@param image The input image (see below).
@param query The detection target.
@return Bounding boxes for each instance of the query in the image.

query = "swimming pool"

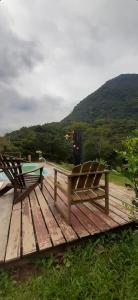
[0,163,48,181]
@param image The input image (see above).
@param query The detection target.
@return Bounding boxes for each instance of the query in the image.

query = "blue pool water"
[0,163,48,181]
[0,172,7,181]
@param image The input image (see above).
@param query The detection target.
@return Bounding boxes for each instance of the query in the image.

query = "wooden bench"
[0,154,44,202]
[54,161,109,224]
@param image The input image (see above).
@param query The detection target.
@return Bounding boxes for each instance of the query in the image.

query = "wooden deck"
[0,165,135,266]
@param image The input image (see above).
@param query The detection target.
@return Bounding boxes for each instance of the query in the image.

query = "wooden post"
[54,169,57,204]
[105,172,109,214]
[67,176,71,224]
[14,188,19,203]
[40,168,43,191]
[28,155,31,162]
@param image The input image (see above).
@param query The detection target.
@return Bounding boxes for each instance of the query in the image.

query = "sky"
[0,0,138,135]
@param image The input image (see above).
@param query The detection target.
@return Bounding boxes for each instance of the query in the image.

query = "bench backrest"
[71,161,105,191]
[0,154,25,188]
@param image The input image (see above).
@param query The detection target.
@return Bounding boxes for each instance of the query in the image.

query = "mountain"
[3,74,138,165]
[63,74,138,123]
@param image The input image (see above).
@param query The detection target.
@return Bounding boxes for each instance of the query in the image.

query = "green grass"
[0,230,138,300]
[54,162,74,171]
[109,170,131,186]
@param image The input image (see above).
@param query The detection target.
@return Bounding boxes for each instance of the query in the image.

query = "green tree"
[117,130,138,200]
[0,136,16,153]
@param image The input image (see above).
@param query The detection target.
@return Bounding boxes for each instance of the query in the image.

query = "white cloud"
[0,0,138,134]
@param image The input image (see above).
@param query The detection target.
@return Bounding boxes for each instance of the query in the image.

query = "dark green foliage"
[6,123,72,162]
[63,74,138,123]
[5,119,126,165]
[0,136,18,153]
[116,130,138,198]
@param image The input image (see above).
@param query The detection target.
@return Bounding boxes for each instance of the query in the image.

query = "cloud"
[0,83,70,134]
[0,0,138,134]
[0,10,43,83]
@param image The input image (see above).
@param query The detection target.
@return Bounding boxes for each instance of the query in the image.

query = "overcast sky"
[0,0,138,135]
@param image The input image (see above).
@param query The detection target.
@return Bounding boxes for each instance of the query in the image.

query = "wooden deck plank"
[109,186,133,203]
[110,195,133,211]
[5,201,21,262]
[109,196,133,215]
[77,203,110,232]
[0,193,13,263]
[52,180,100,236]
[108,201,131,222]
[45,180,90,238]
[30,191,52,250]
[0,167,135,266]
[43,185,78,242]
[46,177,109,234]
[71,205,100,235]
[85,202,118,228]
[83,199,128,225]
[108,211,128,225]
[22,196,36,256]
[110,188,132,200]
[35,187,65,246]
[109,196,135,218]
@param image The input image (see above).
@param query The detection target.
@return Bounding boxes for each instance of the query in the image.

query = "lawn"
[109,170,131,186]
[0,230,138,300]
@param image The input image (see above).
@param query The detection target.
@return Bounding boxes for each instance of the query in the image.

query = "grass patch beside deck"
[0,230,137,300]
[109,170,131,186]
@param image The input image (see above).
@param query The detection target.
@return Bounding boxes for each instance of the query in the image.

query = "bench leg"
[105,196,109,214]
[40,178,43,192]
[54,170,57,204]
[67,202,71,225]
[105,172,109,214]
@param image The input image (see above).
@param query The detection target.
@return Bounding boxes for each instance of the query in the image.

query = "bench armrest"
[54,168,70,176]
[16,167,43,177]
[0,165,22,171]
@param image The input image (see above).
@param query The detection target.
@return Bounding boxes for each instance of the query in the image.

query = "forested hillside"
[63,74,138,123]
[1,74,138,166]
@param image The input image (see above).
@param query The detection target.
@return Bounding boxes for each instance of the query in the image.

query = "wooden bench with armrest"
[54,161,109,224]
[0,154,44,202]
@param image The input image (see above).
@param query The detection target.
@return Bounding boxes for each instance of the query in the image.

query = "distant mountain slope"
[4,74,138,165]
[63,74,138,123]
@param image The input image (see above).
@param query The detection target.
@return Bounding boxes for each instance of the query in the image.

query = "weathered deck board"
[107,202,131,222]
[0,193,13,263]
[109,196,133,215]
[85,203,118,228]
[47,180,101,235]
[5,201,21,262]
[22,197,36,256]
[77,203,110,232]
[45,180,91,238]
[35,187,65,246]
[30,191,52,250]
[109,186,133,203]
[0,164,135,266]
[43,185,78,242]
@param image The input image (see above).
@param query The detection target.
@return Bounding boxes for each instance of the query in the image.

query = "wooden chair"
[54,161,109,224]
[0,154,44,202]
